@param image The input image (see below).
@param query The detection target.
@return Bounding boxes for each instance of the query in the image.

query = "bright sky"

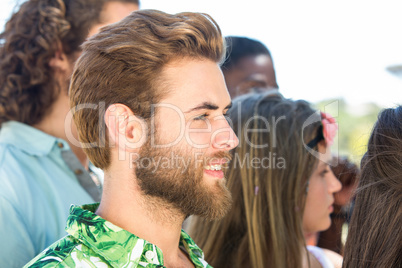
[1,0,401,108]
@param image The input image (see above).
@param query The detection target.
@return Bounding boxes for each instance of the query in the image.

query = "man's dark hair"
[0,0,139,126]
[221,36,272,71]
[343,106,402,268]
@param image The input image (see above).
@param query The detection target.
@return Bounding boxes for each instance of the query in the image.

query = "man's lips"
[203,158,228,178]
[204,168,224,178]
[204,158,230,172]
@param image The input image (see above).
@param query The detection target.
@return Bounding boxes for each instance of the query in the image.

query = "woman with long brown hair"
[188,92,343,268]
[343,106,402,268]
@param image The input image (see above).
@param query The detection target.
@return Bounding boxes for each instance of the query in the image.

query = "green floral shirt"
[24,203,212,268]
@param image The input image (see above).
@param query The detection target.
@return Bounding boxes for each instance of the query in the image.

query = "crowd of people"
[0,1,400,267]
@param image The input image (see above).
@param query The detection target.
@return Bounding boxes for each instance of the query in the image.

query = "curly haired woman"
[0,0,138,266]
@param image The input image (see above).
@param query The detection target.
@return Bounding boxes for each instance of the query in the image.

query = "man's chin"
[196,188,232,221]
[200,203,232,221]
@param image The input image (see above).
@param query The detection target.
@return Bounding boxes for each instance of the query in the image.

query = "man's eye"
[194,113,209,120]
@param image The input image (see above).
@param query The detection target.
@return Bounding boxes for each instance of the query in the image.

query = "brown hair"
[69,9,225,169]
[188,92,322,268]
[0,0,139,126]
[343,106,402,268]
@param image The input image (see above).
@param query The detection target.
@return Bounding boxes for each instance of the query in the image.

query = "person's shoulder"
[307,246,343,268]
[0,135,31,171]
[24,235,103,268]
[322,248,343,268]
[0,139,14,168]
[0,141,37,197]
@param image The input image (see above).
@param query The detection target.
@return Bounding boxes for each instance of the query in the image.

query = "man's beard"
[134,137,232,221]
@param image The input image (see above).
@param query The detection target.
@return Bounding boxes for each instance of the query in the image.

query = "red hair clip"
[307,112,338,148]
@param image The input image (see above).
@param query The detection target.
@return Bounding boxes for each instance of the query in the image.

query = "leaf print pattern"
[24,203,212,268]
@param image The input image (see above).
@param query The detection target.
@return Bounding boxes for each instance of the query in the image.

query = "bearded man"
[25,9,239,268]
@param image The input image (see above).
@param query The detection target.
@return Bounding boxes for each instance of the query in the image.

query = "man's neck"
[97,169,194,267]
[33,92,88,169]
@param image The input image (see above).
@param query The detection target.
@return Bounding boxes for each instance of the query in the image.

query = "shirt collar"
[66,203,209,268]
[0,121,69,156]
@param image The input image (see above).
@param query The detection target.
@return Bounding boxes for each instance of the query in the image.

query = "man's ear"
[49,50,70,73]
[104,103,147,152]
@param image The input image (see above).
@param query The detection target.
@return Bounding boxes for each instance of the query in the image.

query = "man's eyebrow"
[185,102,218,113]
[184,101,233,113]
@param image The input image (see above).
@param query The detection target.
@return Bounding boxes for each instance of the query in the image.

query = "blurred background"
[1,0,401,164]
